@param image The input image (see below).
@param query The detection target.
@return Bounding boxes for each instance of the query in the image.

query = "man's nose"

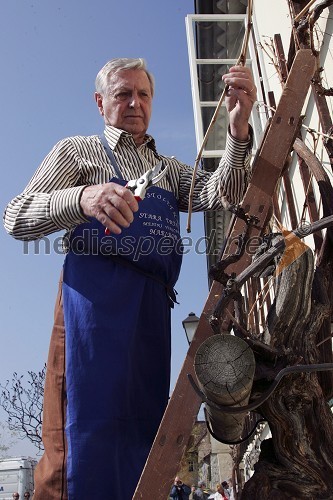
[128,92,140,108]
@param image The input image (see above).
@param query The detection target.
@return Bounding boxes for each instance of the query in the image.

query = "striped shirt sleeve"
[3,139,88,240]
[177,129,252,212]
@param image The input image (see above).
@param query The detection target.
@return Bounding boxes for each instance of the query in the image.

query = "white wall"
[253,1,333,245]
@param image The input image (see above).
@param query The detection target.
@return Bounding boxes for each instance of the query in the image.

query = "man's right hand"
[80,182,139,234]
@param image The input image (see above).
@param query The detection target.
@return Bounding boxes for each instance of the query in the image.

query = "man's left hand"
[222,65,257,141]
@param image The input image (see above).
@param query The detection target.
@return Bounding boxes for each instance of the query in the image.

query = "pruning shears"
[105,160,167,234]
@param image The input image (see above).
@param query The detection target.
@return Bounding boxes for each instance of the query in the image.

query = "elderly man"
[4,58,256,499]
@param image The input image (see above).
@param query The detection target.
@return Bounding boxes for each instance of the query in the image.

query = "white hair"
[95,58,155,96]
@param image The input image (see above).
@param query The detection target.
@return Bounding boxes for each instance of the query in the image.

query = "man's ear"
[94,92,104,116]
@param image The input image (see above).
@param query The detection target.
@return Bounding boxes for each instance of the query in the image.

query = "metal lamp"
[182,312,200,344]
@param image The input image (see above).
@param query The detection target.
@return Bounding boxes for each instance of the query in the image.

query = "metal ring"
[244,86,255,96]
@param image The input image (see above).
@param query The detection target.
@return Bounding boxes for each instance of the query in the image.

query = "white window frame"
[185,14,267,158]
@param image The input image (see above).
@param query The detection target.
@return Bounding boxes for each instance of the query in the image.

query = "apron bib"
[63,170,182,498]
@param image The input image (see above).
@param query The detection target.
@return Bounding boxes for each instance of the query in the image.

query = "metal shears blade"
[126,160,167,201]
[149,160,166,185]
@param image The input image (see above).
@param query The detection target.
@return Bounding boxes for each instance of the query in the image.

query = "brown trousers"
[34,275,68,500]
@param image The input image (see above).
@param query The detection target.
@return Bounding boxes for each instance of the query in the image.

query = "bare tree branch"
[0,366,46,452]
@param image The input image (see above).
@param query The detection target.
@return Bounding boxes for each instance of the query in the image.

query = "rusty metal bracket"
[203,407,266,446]
[187,362,333,416]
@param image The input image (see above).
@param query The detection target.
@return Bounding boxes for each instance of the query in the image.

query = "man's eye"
[115,92,129,100]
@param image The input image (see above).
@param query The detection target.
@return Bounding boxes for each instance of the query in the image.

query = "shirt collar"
[104,125,158,154]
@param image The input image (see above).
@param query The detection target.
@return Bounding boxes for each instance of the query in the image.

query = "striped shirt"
[3,125,252,241]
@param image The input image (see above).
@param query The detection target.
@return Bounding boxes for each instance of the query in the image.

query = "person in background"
[193,480,210,499]
[189,484,196,500]
[23,494,30,499]
[221,481,231,499]
[12,494,19,500]
[227,479,235,500]
[170,476,191,500]
[213,484,229,499]
[4,58,256,500]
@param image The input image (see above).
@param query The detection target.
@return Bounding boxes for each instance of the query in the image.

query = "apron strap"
[98,134,179,308]
[99,134,124,180]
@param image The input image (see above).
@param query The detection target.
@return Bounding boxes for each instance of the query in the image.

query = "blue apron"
[62,146,183,499]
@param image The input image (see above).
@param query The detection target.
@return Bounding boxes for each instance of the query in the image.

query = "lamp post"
[182,312,200,345]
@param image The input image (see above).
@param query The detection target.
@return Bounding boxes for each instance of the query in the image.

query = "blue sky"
[0,0,210,457]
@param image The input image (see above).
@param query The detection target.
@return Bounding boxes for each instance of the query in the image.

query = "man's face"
[96,69,152,143]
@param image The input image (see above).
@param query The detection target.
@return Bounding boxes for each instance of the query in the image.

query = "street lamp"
[182,312,200,344]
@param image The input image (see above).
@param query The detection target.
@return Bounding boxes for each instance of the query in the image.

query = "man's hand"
[80,182,139,234]
[222,65,257,141]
